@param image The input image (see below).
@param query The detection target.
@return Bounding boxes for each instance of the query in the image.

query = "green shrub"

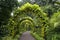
[30,32,44,40]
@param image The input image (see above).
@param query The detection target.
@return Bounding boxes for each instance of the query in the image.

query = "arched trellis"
[9,3,48,39]
[17,17,35,32]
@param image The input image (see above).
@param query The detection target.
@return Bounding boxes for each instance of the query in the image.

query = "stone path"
[19,31,35,40]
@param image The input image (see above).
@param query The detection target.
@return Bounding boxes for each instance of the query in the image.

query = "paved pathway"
[19,31,35,40]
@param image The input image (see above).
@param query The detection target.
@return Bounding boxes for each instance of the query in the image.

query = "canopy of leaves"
[0,0,60,40]
[50,11,60,27]
[18,0,60,17]
[0,0,18,25]
[7,3,48,39]
[0,0,18,37]
[46,11,60,40]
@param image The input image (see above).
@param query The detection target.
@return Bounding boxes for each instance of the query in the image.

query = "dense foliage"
[18,0,60,17]
[0,0,60,40]
[0,0,18,37]
[7,3,48,40]
[47,11,60,40]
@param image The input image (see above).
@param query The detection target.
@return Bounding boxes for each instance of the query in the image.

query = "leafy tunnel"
[8,3,48,40]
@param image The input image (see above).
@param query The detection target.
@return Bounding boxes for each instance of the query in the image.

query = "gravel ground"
[19,31,35,40]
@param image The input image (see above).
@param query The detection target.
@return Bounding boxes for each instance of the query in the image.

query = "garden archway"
[9,3,48,39]
[18,17,35,32]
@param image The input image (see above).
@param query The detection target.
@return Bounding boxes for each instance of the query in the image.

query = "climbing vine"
[8,3,48,40]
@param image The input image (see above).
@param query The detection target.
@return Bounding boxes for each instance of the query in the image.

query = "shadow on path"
[19,31,35,40]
